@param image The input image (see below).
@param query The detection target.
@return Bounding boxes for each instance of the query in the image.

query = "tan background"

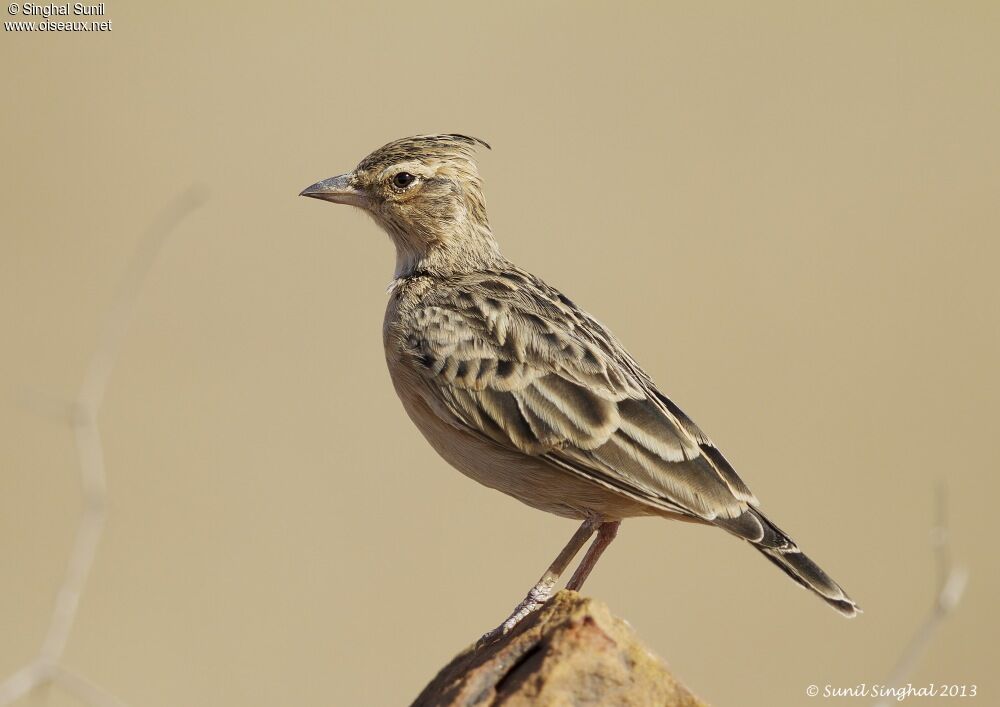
[2,2,998,705]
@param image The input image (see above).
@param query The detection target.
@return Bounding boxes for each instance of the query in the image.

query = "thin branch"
[0,187,208,706]
[51,666,131,707]
[873,484,968,707]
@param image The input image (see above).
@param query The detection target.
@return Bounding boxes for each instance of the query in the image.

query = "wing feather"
[403,269,758,520]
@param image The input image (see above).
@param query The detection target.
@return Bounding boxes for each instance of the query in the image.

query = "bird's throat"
[387,222,505,279]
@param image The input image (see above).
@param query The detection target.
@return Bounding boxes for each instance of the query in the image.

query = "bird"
[300,134,859,638]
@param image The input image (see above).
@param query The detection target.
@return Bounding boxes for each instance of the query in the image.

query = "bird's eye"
[392,172,416,189]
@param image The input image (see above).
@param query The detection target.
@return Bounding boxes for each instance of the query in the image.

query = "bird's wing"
[404,269,759,521]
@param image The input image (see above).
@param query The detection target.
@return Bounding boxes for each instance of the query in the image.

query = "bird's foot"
[476,584,553,648]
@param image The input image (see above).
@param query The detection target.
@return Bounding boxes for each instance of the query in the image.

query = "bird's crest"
[357,134,491,172]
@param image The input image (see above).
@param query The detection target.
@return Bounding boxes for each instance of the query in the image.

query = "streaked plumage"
[301,134,859,632]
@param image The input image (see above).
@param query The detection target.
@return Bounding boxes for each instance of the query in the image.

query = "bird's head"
[301,134,502,277]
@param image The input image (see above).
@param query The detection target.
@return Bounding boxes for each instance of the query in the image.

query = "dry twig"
[873,484,968,707]
[0,188,208,706]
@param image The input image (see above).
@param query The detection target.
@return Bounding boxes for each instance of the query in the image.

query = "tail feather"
[757,545,860,617]
[715,508,860,617]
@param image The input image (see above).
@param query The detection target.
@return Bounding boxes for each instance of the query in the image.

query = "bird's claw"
[476,586,552,649]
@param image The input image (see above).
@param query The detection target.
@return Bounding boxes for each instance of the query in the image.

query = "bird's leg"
[478,518,599,645]
[565,520,620,591]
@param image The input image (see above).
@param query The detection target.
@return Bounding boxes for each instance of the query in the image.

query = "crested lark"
[301,134,858,637]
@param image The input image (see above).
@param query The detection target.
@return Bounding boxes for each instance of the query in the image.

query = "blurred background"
[2,2,998,705]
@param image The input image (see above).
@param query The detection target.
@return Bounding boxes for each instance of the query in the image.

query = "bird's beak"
[299,173,368,208]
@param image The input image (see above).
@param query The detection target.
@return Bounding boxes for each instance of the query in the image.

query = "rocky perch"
[412,591,707,706]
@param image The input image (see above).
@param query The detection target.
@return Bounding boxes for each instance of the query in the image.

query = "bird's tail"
[716,508,860,617]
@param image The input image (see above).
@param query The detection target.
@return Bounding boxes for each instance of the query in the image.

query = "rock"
[412,590,707,706]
